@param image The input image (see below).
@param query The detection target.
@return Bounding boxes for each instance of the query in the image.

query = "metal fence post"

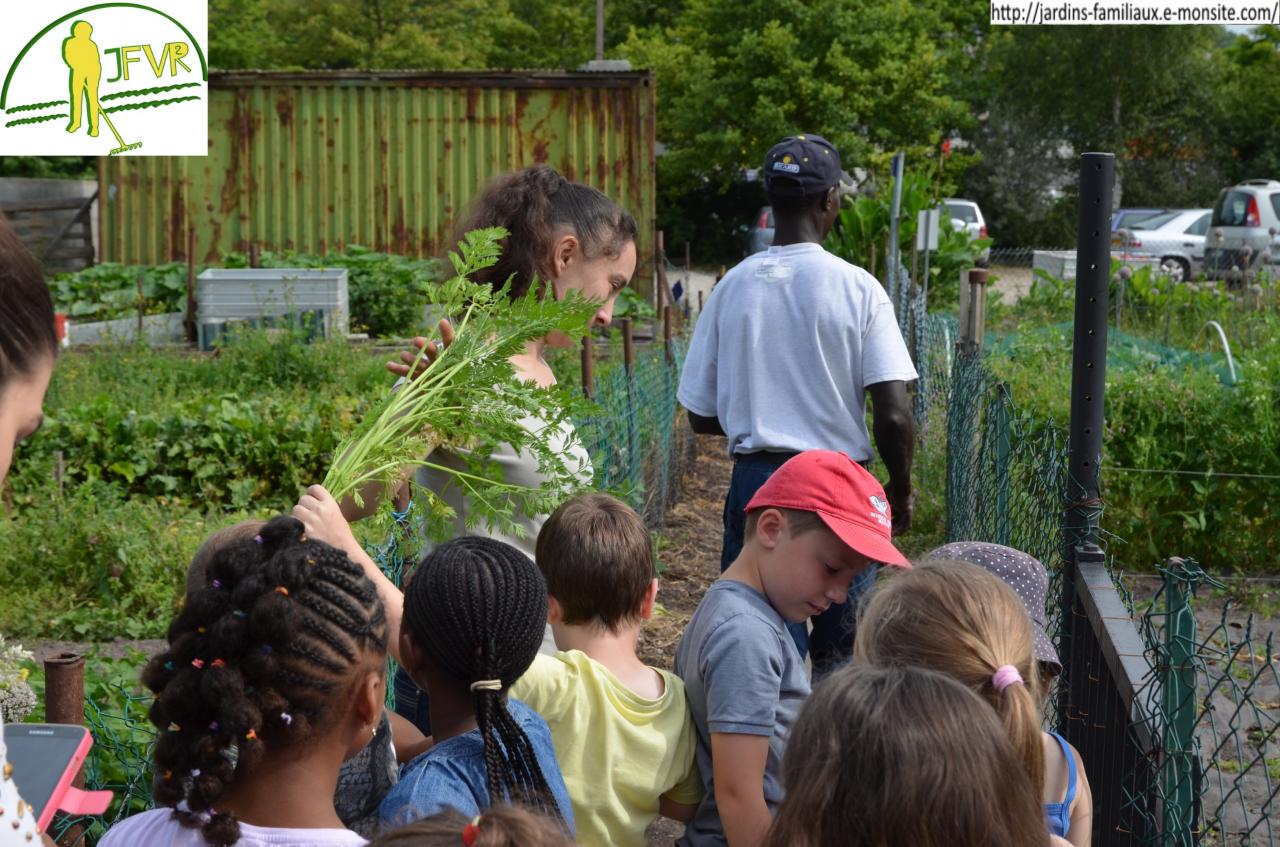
[1061,151,1115,843]
[1064,152,1114,555]
[993,382,1011,546]
[886,152,905,309]
[1160,561,1198,846]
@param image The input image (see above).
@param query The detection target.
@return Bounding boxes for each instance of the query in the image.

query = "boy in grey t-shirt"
[674,451,910,847]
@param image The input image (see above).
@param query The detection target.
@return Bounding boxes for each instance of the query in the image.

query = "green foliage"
[208,0,664,71]
[50,263,189,322]
[8,331,388,513]
[0,157,96,180]
[613,286,656,320]
[1217,26,1280,181]
[986,297,1280,573]
[326,227,601,539]
[824,170,989,308]
[223,246,442,338]
[927,219,992,309]
[0,485,215,638]
[619,0,973,197]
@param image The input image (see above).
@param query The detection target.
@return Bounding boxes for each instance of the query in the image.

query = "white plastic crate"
[196,268,350,343]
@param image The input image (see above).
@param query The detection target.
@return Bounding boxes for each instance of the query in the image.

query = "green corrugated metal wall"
[98,70,656,286]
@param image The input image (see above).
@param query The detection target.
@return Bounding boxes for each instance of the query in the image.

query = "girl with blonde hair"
[854,560,1092,845]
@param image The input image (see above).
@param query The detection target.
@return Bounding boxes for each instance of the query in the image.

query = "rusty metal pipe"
[44,653,85,726]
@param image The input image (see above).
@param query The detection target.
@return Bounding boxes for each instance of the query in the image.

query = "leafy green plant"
[614,286,656,320]
[924,220,992,310]
[50,262,189,322]
[326,227,600,539]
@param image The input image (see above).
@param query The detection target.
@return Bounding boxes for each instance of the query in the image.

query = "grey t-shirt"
[674,579,811,846]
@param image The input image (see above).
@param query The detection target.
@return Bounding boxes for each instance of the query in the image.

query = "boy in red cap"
[674,451,909,847]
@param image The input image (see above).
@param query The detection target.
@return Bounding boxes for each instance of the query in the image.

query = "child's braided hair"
[141,515,388,846]
[402,536,561,822]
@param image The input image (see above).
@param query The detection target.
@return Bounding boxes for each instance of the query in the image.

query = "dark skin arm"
[867,380,914,535]
[687,410,726,436]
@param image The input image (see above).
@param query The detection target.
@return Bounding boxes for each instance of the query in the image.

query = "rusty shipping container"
[99,69,656,289]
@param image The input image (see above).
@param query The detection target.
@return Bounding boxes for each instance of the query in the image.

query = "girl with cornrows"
[326,165,639,730]
[376,537,575,834]
[99,515,389,847]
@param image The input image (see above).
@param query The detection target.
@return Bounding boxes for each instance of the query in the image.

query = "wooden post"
[621,317,634,375]
[966,268,990,351]
[185,226,197,344]
[249,243,260,269]
[663,305,674,366]
[655,230,666,314]
[697,290,704,314]
[685,241,691,277]
[136,269,145,339]
[580,334,595,399]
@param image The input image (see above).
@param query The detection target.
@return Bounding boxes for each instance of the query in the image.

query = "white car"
[941,198,990,264]
[1113,208,1211,283]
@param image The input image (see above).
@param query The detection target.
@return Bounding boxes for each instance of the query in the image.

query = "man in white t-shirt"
[677,133,918,677]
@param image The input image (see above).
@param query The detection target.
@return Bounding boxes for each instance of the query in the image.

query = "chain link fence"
[915,272,1279,844]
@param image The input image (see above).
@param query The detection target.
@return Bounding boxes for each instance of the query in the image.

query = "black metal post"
[1061,152,1116,846]
[1064,152,1114,553]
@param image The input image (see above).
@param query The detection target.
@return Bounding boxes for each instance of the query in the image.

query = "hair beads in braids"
[403,537,561,822]
[140,515,388,846]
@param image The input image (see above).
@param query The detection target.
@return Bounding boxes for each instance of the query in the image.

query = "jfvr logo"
[0,2,209,157]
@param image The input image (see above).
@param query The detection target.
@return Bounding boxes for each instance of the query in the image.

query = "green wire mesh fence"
[917,292,1279,845]
[1127,559,1280,846]
[67,327,696,843]
[577,335,696,528]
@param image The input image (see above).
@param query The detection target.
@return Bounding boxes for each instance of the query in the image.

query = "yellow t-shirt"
[511,650,703,847]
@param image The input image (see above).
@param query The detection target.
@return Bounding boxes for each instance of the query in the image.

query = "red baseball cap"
[744,451,911,568]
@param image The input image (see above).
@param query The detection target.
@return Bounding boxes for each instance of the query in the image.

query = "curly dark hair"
[402,536,561,822]
[141,515,388,846]
[456,164,638,299]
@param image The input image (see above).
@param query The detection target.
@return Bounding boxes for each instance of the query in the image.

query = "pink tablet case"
[34,731,112,831]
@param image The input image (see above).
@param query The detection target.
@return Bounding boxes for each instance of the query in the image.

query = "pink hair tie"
[992,665,1024,693]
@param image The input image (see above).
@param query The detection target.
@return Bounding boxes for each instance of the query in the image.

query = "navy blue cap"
[763,134,844,197]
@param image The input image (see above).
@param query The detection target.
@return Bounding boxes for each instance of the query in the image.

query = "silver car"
[1113,208,1211,283]
[1203,179,1280,280]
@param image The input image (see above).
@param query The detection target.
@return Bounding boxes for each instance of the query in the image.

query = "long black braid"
[140,515,388,846]
[402,537,562,823]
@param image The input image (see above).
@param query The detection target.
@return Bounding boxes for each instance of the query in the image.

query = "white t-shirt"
[413,412,593,562]
[99,808,367,846]
[677,242,918,461]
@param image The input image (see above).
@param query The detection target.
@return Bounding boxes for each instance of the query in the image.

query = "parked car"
[1113,208,1211,283]
[1203,179,1280,280]
[1111,208,1166,232]
[941,198,990,264]
[745,206,774,255]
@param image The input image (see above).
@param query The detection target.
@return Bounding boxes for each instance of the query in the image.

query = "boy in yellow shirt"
[512,493,701,847]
